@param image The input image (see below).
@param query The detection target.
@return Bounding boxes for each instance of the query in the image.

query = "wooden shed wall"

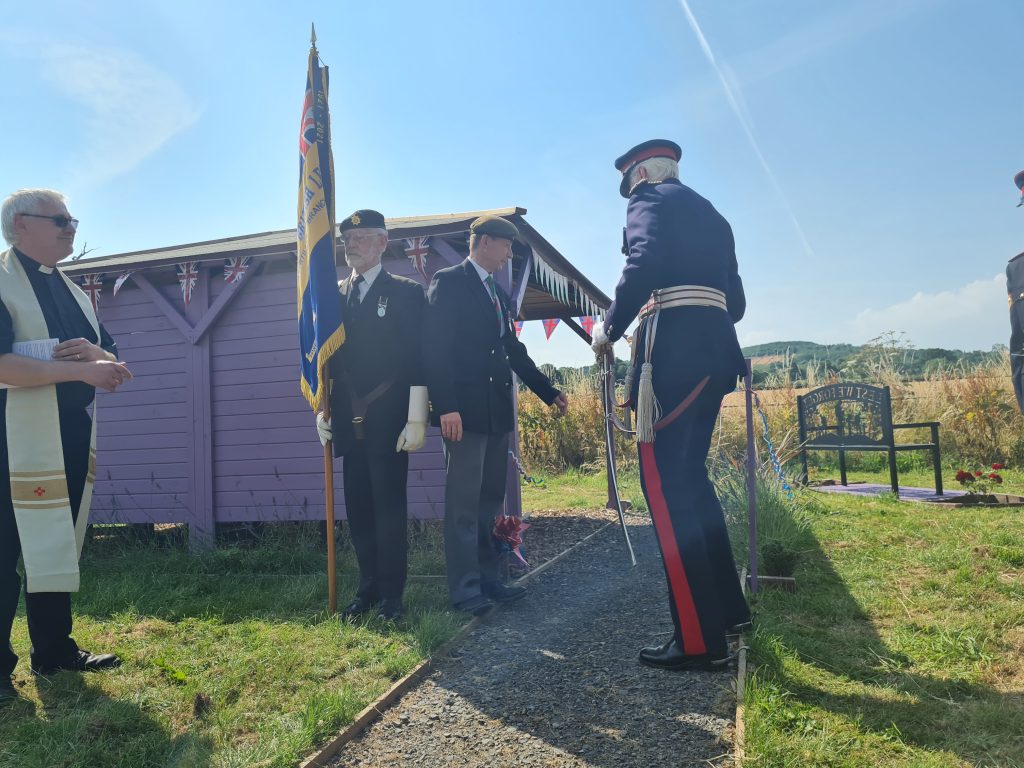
[87,252,449,539]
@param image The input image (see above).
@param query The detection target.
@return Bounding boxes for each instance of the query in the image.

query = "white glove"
[591,324,611,357]
[316,412,332,446]
[396,386,429,452]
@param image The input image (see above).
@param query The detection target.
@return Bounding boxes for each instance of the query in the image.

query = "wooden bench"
[796,383,942,497]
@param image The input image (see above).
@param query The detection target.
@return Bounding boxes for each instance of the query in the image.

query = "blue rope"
[751,391,794,500]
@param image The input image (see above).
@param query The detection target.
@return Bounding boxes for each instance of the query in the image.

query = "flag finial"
[310,23,317,50]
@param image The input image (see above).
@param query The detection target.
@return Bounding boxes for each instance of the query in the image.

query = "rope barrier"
[508,449,546,488]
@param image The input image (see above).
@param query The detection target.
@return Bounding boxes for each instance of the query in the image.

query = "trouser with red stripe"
[638,377,749,659]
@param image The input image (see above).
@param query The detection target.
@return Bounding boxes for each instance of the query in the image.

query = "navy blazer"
[328,269,425,456]
[423,259,559,434]
[604,178,747,398]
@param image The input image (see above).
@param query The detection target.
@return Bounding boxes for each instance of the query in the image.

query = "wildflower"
[966,412,976,421]
[992,463,1005,470]
[974,471,983,477]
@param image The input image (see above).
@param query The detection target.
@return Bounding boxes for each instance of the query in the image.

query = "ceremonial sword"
[600,348,637,566]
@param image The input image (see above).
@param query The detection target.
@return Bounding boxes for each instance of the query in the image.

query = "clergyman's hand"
[54,338,111,363]
[80,360,132,392]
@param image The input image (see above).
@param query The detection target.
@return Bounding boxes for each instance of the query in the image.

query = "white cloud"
[2,37,200,188]
[850,274,1007,350]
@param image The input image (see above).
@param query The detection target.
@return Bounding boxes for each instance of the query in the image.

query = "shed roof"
[62,207,610,322]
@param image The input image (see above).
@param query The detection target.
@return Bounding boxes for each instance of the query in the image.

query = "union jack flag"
[177,261,200,306]
[514,320,524,337]
[542,317,560,339]
[404,237,430,282]
[578,315,596,337]
[224,256,251,284]
[79,274,102,313]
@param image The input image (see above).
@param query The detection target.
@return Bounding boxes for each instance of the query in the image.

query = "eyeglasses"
[20,213,79,229]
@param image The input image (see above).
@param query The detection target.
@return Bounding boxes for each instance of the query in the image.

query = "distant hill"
[741,340,1006,386]
[530,339,1007,390]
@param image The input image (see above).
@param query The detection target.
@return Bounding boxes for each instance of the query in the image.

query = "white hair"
[1,189,67,246]
[627,158,679,192]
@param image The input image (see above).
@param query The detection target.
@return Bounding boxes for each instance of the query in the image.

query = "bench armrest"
[893,421,940,430]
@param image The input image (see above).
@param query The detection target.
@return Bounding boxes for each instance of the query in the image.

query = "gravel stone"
[328,519,737,768]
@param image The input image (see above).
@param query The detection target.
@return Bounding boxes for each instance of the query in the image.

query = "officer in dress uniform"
[1007,171,1024,413]
[423,215,567,616]
[315,210,427,621]
[1,189,132,704]
[591,141,751,671]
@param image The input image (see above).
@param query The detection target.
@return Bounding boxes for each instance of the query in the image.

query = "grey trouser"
[442,430,509,605]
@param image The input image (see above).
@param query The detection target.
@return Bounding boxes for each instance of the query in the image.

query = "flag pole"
[323,392,337,615]
[312,21,337,615]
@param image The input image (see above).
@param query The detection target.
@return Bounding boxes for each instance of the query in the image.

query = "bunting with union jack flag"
[79,274,102,313]
[296,39,344,412]
[403,236,430,282]
[224,256,251,284]
[177,262,199,306]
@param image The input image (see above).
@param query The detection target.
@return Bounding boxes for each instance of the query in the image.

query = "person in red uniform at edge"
[1006,171,1024,414]
[591,141,751,671]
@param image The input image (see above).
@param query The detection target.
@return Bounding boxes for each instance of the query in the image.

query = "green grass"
[0,525,465,768]
[736,486,1024,767]
[520,466,645,513]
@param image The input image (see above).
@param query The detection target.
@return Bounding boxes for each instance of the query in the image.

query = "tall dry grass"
[519,351,1024,473]
[517,369,636,473]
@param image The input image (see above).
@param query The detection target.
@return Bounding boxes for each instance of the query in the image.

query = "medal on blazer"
[377,296,388,318]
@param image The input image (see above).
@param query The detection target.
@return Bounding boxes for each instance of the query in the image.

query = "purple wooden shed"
[62,208,610,547]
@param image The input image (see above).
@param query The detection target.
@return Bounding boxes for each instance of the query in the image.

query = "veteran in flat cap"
[422,215,567,616]
[315,209,428,621]
[591,140,750,672]
[1007,172,1024,413]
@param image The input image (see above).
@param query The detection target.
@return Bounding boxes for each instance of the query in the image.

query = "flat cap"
[470,215,519,241]
[340,209,386,231]
[1015,171,1024,207]
[614,139,682,197]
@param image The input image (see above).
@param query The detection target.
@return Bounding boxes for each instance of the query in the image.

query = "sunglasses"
[20,213,79,229]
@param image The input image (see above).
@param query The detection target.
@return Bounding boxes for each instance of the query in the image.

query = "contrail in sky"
[678,0,815,259]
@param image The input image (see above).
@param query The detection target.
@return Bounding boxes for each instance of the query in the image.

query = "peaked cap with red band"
[614,139,682,197]
[1015,170,1024,207]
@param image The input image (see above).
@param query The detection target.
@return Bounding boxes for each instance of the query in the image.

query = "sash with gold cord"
[0,249,98,592]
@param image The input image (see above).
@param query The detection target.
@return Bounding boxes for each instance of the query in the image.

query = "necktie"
[485,275,503,328]
[350,274,365,305]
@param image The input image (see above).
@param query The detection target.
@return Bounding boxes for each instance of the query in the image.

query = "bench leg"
[932,426,943,495]
[888,448,899,497]
[839,449,848,486]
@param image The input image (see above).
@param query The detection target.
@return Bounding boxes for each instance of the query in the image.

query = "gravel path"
[329,519,737,768]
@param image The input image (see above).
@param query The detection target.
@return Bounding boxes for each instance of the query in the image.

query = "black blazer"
[423,259,559,434]
[328,269,425,455]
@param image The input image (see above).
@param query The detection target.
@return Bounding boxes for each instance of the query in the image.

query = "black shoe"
[0,677,15,703]
[340,596,378,619]
[638,640,731,672]
[378,598,405,621]
[454,595,495,616]
[32,650,122,675]
[482,582,527,603]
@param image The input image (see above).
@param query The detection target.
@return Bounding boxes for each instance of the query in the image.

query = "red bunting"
[578,316,596,336]
[514,320,524,337]
[542,318,560,339]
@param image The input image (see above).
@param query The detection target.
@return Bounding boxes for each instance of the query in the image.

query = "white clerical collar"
[468,257,492,284]
[13,248,55,274]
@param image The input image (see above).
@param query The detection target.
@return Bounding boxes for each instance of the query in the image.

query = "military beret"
[1015,170,1024,207]
[340,209,386,232]
[614,139,682,198]
[470,215,519,241]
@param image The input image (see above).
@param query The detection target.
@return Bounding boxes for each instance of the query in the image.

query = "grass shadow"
[733,482,1024,765]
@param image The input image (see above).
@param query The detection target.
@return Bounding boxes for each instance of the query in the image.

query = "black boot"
[639,640,731,672]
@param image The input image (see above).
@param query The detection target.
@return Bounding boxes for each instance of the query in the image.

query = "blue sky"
[2,0,1021,367]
